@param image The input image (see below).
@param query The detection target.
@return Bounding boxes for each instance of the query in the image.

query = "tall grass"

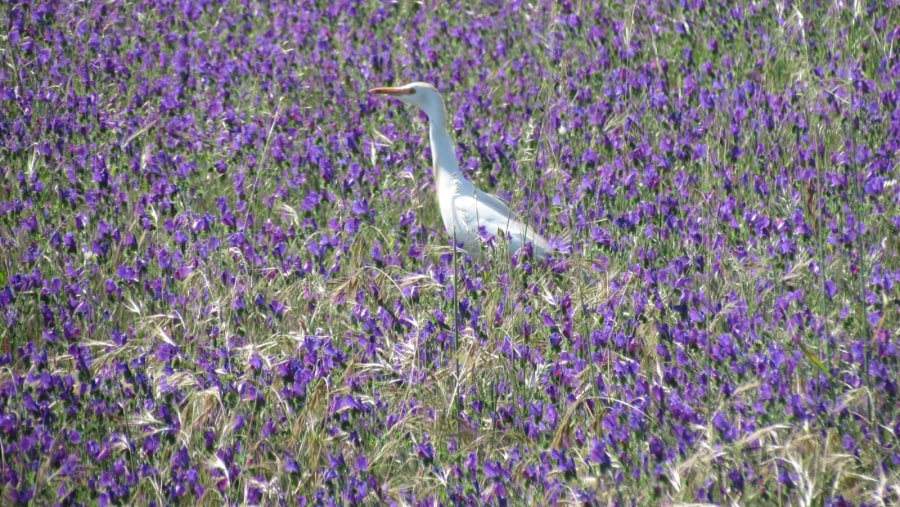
[0,0,897,505]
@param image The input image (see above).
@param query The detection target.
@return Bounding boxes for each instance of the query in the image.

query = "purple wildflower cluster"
[1,0,898,505]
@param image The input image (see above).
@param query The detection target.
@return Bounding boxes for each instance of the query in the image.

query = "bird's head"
[369,82,445,120]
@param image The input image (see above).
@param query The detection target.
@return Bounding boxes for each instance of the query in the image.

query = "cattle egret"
[370,82,551,260]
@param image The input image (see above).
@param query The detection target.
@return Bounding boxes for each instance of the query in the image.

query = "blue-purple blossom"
[0,1,895,506]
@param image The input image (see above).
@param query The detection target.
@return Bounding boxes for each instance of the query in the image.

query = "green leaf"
[798,342,829,377]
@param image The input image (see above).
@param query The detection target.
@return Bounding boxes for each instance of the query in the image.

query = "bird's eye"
[408,89,416,95]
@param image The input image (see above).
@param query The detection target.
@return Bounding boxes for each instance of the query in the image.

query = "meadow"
[1,0,898,505]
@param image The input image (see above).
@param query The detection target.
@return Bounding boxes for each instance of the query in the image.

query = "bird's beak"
[369,86,413,96]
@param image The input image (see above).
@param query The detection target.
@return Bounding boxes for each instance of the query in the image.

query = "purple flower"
[269,298,285,317]
[417,438,434,465]
[351,198,370,215]
[249,353,262,370]
[355,455,368,472]
[465,452,478,473]
[116,264,138,283]
[484,460,505,481]
[284,454,301,474]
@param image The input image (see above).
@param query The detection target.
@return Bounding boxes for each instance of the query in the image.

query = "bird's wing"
[475,189,512,210]
[453,190,551,258]
[453,190,510,237]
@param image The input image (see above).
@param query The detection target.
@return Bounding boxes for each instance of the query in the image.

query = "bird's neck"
[426,109,471,195]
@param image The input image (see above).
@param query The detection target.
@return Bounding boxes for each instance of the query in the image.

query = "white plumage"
[370,82,551,260]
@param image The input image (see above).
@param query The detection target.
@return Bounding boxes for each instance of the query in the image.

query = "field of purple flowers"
[2,0,898,505]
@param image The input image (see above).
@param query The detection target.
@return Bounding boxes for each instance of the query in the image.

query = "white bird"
[369,82,551,260]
